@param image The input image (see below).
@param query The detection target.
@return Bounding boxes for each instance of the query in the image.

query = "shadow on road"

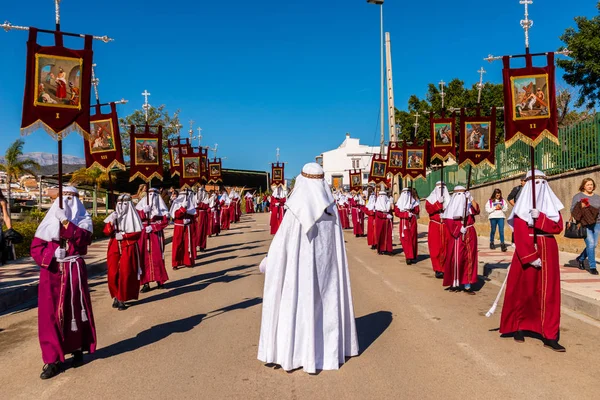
[199,245,263,260]
[355,311,393,356]
[165,264,254,290]
[207,240,267,252]
[90,313,206,361]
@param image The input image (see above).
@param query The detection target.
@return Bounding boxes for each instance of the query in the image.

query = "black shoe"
[371,245,376,250]
[590,269,599,275]
[40,363,61,380]
[514,331,525,343]
[577,259,585,270]
[406,259,412,265]
[117,301,128,311]
[140,283,150,293]
[490,243,495,250]
[112,298,119,308]
[71,351,84,368]
[544,339,566,352]
[501,244,508,252]
[157,282,165,290]
[435,271,444,279]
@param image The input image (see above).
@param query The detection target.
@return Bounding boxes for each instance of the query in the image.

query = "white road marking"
[456,342,506,377]
[412,304,438,322]
[561,307,600,329]
[353,256,380,276]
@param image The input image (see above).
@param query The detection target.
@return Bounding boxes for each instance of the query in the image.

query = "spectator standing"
[485,189,509,252]
[507,174,526,246]
[0,188,14,264]
[571,178,600,275]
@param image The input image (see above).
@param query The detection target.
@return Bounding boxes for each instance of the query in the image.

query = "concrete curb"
[0,258,108,314]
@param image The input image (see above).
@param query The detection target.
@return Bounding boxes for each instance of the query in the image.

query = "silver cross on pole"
[197,127,203,147]
[520,0,534,50]
[188,119,195,139]
[211,144,218,159]
[55,0,61,29]
[91,63,100,103]
[439,80,446,109]
[477,67,486,105]
[276,148,280,163]
[141,90,151,123]
[413,112,420,139]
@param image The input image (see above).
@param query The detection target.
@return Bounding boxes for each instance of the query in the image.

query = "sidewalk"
[0,238,110,313]
[416,223,600,321]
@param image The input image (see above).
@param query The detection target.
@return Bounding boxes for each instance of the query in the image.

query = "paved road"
[1,213,599,399]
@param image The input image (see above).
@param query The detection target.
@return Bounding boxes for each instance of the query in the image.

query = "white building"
[315,133,387,189]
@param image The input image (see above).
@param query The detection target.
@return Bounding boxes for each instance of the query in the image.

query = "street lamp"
[367,0,384,154]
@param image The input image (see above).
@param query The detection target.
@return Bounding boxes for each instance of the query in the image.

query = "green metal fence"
[414,113,600,196]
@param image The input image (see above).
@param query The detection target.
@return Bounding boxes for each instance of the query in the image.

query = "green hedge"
[10,215,107,259]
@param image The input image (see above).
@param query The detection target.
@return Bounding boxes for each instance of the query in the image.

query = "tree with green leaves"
[558,2,600,109]
[119,105,182,166]
[0,139,40,215]
[69,167,110,216]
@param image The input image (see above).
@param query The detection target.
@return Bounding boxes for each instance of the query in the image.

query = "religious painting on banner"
[129,124,163,182]
[386,141,405,177]
[180,148,202,189]
[199,147,209,182]
[429,114,456,162]
[21,29,94,139]
[208,158,223,184]
[271,162,285,187]
[349,170,362,192]
[405,143,428,181]
[84,103,125,171]
[502,53,558,147]
[168,138,190,177]
[368,154,388,186]
[459,108,497,168]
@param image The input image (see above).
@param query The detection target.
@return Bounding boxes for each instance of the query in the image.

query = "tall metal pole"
[55,0,63,209]
[379,4,384,154]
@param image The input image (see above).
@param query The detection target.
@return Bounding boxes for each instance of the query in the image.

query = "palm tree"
[69,167,110,216]
[0,139,40,215]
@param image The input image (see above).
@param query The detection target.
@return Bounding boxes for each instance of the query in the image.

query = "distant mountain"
[0,152,86,166]
[39,164,87,177]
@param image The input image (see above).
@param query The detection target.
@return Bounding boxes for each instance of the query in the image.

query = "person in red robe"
[395,187,420,265]
[55,67,68,100]
[31,186,96,379]
[136,188,169,293]
[363,188,377,249]
[336,192,351,229]
[425,181,450,279]
[220,189,232,230]
[441,186,480,294]
[208,190,220,236]
[270,185,287,235]
[374,186,394,255]
[104,194,143,309]
[170,189,197,269]
[234,189,242,222]
[499,170,565,351]
[245,191,255,213]
[195,186,210,252]
[229,189,238,224]
[349,191,365,237]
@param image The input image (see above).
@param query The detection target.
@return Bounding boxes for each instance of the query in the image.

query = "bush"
[9,215,108,260]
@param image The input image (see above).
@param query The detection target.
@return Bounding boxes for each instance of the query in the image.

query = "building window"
[351,158,360,169]
[363,173,369,180]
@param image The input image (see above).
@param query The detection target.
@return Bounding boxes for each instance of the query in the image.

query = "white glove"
[108,212,117,223]
[54,247,66,260]
[460,226,467,235]
[55,207,67,223]
[183,219,191,225]
[530,209,541,219]
[144,206,152,214]
[387,214,392,220]
[465,191,473,202]
[115,232,124,241]
[145,226,153,233]
[531,258,542,268]
[259,257,268,273]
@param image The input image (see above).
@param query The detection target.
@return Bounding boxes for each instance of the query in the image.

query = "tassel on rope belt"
[58,255,89,333]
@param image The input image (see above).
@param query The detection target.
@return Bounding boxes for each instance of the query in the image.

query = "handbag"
[565,219,587,239]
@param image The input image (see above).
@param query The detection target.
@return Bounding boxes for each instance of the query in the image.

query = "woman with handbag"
[571,178,600,275]
[485,189,509,252]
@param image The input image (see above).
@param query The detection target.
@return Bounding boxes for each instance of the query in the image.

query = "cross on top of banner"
[520,0,534,49]
[141,90,151,122]
[439,80,446,109]
[477,67,486,104]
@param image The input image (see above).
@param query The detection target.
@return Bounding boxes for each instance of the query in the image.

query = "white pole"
[379,4,385,155]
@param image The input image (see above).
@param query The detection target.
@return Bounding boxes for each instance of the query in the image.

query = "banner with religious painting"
[271,162,285,187]
[349,169,362,192]
[199,147,209,182]
[386,141,405,177]
[129,124,163,182]
[180,147,202,189]
[502,53,558,147]
[21,29,94,139]
[405,143,427,181]
[208,158,223,184]
[429,114,456,162]
[368,154,388,186]
[458,108,497,169]
[84,103,125,171]
[168,138,191,177]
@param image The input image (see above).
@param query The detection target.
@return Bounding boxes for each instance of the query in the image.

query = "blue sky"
[0,0,595,176]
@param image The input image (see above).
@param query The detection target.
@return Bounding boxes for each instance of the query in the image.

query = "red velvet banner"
[21,29,93,139]
[168,138,191,177]
[349,169,363,192]
[386,141,406,177]
[179,147,202,189]
[129,124,163,182]
[84,103,126,171]
[405,143,428,181]
[199,147,209,183]
[502,53,558,148]
[368,154,388,186]
[208,158,223,184]
[271,162,285,187]
[429,113,456,162]
[458,108,497,169]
